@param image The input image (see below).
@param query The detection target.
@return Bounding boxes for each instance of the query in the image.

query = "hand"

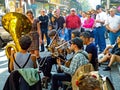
[39,39,43,44]
[95,20,101,23]
[111,29,118,33]
[107,46,113,50]
[106,53,111,59]
[39,21,41,23]
[57,58,61,66]
[11,49,15,56]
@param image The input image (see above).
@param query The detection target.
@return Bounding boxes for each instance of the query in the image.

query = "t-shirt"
[56,16,65,30]
[111,44,120,56]
[85,43,98,67]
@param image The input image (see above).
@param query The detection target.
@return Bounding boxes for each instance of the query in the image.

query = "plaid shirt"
[61,50,89,76]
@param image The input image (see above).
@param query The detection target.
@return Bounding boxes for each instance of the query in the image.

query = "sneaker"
[45,45,48,49]
[40,50,44,52]
[103,66,111,71]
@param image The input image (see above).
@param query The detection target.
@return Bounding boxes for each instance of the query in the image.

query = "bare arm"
[88,53,92,62]
[31,55,37,68]
[37,22,42,43]
[106,24,112,32]
[103,45,113,55]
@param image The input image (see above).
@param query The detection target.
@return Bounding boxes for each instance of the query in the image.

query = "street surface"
[0,39,120,90]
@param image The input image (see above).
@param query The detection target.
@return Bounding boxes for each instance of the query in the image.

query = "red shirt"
[66,15,81,29]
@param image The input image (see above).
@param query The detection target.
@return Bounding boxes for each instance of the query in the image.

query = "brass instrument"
[2,12,32,60]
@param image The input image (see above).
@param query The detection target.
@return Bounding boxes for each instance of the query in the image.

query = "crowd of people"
[4,4,120,90]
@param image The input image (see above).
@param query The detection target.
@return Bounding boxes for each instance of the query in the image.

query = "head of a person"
[40,9,46,16]
[49,8,53,13]
[116,35,120,44]
[81,11,86,18]
[70,37,83,50]
[51,16,56,22]
[70,8,76,15]
[96,5,102,13]
[91,9,96,14]
[71,31,80,39]
[19,35,32,50]
[79,10,82,15]
[80,32,91,45]
[77,74,101,90]
[53,9,60,18]
[62,11,67,16]
[48,30,58,39]
[86,11,91,18]
[109,8,116,17]
[26,10,34,20]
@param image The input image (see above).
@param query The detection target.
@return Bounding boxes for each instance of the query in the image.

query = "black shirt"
[85,43,98,66]
[56,16,65,30]
[111,44,120,56]
[38,15,49,29]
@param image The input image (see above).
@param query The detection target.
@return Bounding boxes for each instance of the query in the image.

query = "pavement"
[0,38,120,90]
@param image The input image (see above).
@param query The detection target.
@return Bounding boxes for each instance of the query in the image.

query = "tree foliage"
[77,0,91,11]
[0,0,4,5]
[68,0,82,12]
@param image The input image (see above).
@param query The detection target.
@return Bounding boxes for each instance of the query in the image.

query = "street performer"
[38,30,72,88]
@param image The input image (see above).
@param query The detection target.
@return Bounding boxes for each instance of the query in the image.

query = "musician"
[38,30,70,82]
[51,37,89,90]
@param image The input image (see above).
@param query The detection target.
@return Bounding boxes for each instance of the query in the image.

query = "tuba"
[2,12,32,60]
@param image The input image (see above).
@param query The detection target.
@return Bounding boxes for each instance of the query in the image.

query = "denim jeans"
[109,30,120,45]
[93,26,106,52]
[41,28,50,51]
[51,73,71,90]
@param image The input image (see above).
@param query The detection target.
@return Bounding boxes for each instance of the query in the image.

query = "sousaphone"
[2,12,32,63]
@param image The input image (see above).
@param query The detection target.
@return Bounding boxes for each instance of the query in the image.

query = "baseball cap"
[70,37,83,48]
[96,5,101,10]
[70,8,76,12]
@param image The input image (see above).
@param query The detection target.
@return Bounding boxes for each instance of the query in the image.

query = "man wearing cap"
[94,5,107,53]
[51,37,89,90]
[105,8,120,45]
[38,9,50,52]
[66,8,81,40]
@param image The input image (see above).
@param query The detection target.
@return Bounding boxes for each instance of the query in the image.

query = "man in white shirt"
[105,8,120,45]
[94,5,107,53]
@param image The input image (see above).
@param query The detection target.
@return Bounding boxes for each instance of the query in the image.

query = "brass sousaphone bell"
[2,12,32,61]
